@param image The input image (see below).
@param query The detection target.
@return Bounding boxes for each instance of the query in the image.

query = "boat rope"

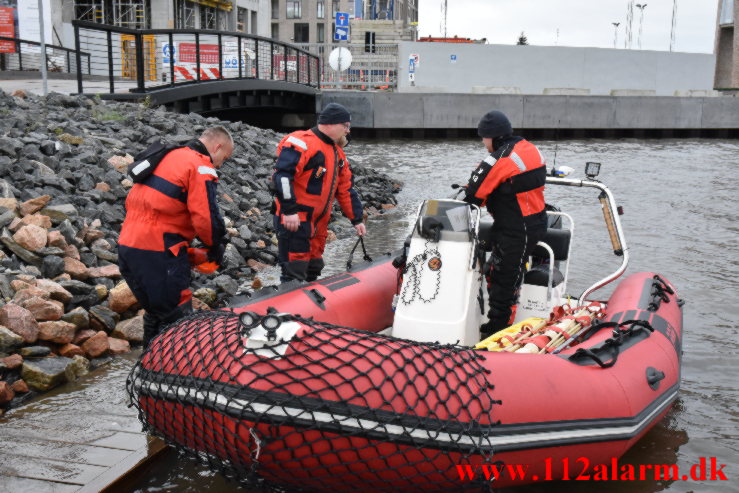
[648,274,674,312]
[346,236,373,271]
[568,319,654,368]
[400,239,442,305]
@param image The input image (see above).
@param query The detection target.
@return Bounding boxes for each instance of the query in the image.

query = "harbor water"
[6,138,738,492]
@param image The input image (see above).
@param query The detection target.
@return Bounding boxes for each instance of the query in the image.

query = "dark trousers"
[118,245,193,347]
[274,216,326,283]
[485,225,546,330]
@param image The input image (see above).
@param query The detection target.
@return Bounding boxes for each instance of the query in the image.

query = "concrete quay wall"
[321,92,739,135]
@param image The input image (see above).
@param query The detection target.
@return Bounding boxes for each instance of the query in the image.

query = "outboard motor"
[392,200,483,346]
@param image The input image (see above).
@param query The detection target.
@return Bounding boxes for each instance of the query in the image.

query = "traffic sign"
[335,11,349,40]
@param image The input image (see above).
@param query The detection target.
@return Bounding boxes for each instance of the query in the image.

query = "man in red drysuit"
[118,126,233,346]
[272,103,366,283]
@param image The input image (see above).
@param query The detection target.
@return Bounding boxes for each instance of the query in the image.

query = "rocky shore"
[0,89,401,412]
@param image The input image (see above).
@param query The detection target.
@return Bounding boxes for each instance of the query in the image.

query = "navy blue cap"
[318,103,351,124]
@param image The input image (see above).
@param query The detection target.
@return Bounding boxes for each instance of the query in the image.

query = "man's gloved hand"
[207,242,226,266]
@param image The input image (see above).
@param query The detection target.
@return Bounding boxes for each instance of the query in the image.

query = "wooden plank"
[0,475,80,493]
[86,431,149,451]
[77,437,169,493]
[0,454,107,485]
[0,437,132,467]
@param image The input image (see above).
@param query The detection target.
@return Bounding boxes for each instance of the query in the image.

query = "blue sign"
[163,43,175,64]
[335,11,350,40]
[450,54,457,63]
[409,59,415,72]
[335,12,350,27]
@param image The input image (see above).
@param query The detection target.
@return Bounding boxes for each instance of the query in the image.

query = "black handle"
[646,367,665,390]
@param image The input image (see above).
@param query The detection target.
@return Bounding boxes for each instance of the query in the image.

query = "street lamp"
[612,22,620,49]
[636,3,647,50]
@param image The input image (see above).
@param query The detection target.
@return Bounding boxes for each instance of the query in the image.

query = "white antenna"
[440,0,448,38]
[669,0,678,51]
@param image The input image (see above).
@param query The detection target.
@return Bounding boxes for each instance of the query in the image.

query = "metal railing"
[295,42,398,90]
[72,21,321,94]
[0,36,91,75]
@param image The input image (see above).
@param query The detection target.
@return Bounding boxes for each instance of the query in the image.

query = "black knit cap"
[318,103,351,124]
[477,110,512,138]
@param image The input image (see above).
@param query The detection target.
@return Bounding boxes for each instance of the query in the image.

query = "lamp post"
[669,0,678,52]
[636,3,647,50]
[612,22,620,49]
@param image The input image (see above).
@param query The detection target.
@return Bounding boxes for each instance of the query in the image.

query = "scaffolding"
[74,0,149,29]
[176,0,197,29]
[113,0,149,29]
[75,0,105,24]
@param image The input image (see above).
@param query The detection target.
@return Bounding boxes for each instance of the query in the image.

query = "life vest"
[465,137,547,231]
[119,141,227,254]
[272,127,363,228]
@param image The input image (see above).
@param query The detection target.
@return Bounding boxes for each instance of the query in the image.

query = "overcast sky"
[418,0,720,53]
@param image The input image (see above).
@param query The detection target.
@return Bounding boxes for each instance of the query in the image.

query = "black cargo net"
[127,311,500,493]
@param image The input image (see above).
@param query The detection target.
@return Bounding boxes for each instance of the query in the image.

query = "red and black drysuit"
[272,127,363,282]
[464,136,548,331]
[118,141,226,346]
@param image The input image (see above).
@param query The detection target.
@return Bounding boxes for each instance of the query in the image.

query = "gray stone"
[0,274,12,300]
[61,306,90,329]
[59,280,95,295]
[65,354,90,381]
[39,204,79,225]
[89,305,119,332]
[0,325,24,353]
[214,274,239,296]
[91,246,118,262]
[0,209,15,229]
[58,219,77,245]
[238,224,253,241]
[41,255,66,278]
[21,356,73,391]
[35,246,66,257]
[20,345,52,358]
[0,136,21,158]
[111,316,144,343]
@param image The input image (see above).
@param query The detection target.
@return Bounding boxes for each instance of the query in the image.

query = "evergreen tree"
[517,32,529,45]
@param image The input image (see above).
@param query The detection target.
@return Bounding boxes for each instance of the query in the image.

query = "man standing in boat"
[272,103,366,283]
[463,110,548,334]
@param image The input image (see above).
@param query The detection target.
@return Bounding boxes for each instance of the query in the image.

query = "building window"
[317,1,324,18]
[174,0,196,29]
[287,0,302,19]
[251,10,257,34]
[317,23,325,43]
[237,7,248,32]
[271,23,279,40]
[364,31,376,53]
[720,0,734,25]
[271,0,279,19]
[294,23,309,42]
[332,0,339,15]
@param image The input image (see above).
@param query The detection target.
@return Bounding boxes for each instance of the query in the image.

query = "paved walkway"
[0,77,137,96]
[0,353,166,493]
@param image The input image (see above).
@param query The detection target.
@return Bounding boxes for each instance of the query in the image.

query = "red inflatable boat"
[128,173,683,492]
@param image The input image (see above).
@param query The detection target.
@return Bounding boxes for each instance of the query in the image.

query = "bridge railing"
[72,21,321,94]
[295,43,398,90]
[0,36,91,75]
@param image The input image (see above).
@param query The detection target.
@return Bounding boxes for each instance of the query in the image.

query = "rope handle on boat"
[568,319,654,368]
[346,237,373,271]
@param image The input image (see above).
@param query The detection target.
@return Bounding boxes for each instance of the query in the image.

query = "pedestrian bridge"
[71,21,320,125]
